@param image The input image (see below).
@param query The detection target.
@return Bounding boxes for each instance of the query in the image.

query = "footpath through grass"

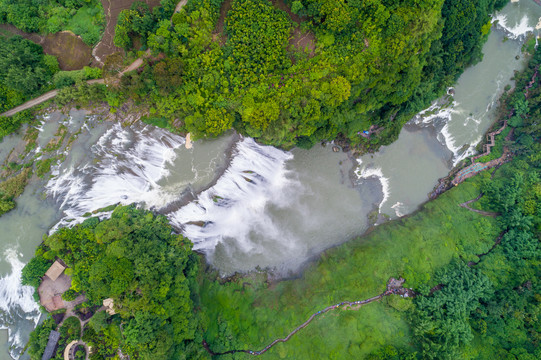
[198,176,501,358]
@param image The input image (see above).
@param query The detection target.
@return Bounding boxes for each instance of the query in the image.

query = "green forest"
[22,43,541,359]
[0,0,508,151]
[107,0,507,150]
[23,206,207,360]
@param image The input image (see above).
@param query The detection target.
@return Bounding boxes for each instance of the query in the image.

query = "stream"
[0,1,540,358]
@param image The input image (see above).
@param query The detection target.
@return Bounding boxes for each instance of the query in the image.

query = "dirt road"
[0,79,105,117]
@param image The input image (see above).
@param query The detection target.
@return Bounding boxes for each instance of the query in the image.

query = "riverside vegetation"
[21,41,541,359]
[59,0,505,150]
[0,0,508,147]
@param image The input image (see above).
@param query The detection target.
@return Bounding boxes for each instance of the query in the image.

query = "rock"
[332,145,340,152]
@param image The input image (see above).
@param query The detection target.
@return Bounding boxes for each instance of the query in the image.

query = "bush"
[22,256,51,289]
[62,289,80,301]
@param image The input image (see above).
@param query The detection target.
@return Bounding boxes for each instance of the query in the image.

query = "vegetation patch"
[0,0,104,46]
[0,167,32,215]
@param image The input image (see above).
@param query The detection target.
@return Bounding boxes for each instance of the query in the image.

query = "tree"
[21,255,51,289]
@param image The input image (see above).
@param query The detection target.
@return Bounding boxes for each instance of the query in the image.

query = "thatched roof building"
[44,261,66,282]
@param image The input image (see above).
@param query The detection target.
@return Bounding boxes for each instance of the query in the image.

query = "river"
[0,1,540,358]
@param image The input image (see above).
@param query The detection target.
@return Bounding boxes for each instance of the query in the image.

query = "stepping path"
[203,278,414,356]
[459,192,500,217]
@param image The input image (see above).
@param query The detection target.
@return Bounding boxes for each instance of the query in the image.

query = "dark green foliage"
[21,255,52,289]
[224,0,291,79]
[108,0,507,151]
[0,0,104,45]
[27,316,56,360]
[0,36,57,112]
[26,205,204,359]
[411,262,493,359]
[61,289,80,301]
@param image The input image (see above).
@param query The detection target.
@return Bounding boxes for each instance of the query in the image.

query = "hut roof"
[45,261,66,281]
[41,330,60,360]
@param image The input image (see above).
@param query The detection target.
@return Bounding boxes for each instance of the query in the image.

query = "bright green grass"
[198,176,502,358]
[66,5,104,45]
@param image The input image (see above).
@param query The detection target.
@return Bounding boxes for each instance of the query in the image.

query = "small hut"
[45,261,67,282]
[41,330,60,360]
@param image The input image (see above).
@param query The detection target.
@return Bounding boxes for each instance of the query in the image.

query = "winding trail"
[203,278,414,356]
[470,117,509,163]
[459,193,500,217]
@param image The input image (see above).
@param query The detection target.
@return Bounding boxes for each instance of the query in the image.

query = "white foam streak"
[355,159,390,211]
[168,138,298,257]
[493,13,533,39]
[391,202,405,217]
[46,123,184,229]
[0,248,41,359]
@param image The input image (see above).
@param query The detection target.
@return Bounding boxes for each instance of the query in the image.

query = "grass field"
[198,175,502,358]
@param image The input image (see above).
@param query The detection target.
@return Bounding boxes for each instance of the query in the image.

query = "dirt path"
[203,278,414,356]
[459,193,500,217]
[0,79,105,117]
[174,0,189,13]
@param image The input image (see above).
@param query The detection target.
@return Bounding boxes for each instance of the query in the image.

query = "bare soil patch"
[38,273,72,312]
[0,25,92,70]
[44,32,92,70]
[290,27,316,55]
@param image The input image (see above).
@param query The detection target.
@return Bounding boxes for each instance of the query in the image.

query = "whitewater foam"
[493,13,533,39]
[391,202,406,217]
[355,159,390,211]
[47,123,185,229]
[168,138,297,259]
[0,248,41,359]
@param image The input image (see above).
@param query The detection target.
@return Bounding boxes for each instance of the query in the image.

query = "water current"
[0,1,540,358]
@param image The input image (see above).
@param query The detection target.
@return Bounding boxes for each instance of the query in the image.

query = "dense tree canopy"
[109,0,507,150]
[0,36,58,112]
[25,206,205,360]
